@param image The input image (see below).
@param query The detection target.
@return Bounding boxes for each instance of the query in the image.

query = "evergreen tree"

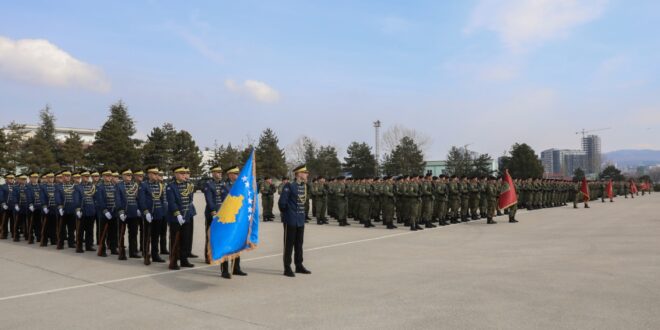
[500,143,544,179]
[255,128,287,178]
[142,126,169,170]
[314,145,342,178]
[382,136,425,176]
[445,146,471,177]
[89,101,140,170]
[343,142,376,178]
[4,122,27,172]
[600,165,624,181]
[20,106,60,172]
[60,132,85,171]
[170,130,202,176]
[573,168,585,181]
[471,154,494,178]
[36,105,61,162]
[0,129,8,173]
[215,143,242,171]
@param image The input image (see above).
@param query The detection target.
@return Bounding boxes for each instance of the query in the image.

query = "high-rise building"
[582,135,602,174]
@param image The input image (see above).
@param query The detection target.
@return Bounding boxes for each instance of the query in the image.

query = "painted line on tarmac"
[0,225,438,302]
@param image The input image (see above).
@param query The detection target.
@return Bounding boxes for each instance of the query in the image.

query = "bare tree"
[381,124,432,157]
[285,135,318,172]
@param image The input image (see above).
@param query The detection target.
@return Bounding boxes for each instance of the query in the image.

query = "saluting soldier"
[203,165,225,264]
[138,166,167,264]
[259,176,276,222]
[166,166,196,270]
[278,164,312,277]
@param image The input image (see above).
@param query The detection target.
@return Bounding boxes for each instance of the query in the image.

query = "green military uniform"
[381,177,397,229]
[259,179,276,221]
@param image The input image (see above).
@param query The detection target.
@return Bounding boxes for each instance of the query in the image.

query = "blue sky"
[1,0,659,160]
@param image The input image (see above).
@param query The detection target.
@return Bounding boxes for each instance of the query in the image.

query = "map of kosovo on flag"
[207,150,260,264]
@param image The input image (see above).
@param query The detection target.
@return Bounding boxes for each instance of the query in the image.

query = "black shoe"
[233,268,247,276]
[284,268,295,277]
[189,253,199,258]
[99,251,108,257]
[509,219,518,223]
[110,249,119,255]
[129,253,141,258]
[317,221,324,225]
[415,224,424,230]
[118,255,127,260]
[221,272,232,279]
[161,249,169,255]
[487,219,497,224]
[180,260,195,268]
[339,222,346,227]
[585,205,590,208]
[410,224,417,231]
[295,265,311,274]
[169,264,180,270]
[425,222,436,228]
[76,248,84,253]
[152,255,166,263]
[386,224,397,229]
[86,246,96,252]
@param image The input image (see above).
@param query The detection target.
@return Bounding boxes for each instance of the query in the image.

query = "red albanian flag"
[581,178,590,202]
[498,169,518,209]
[606,180,613,199]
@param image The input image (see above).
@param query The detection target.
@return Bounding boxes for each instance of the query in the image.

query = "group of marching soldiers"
[292,175,653,231]
[0,166,200,270]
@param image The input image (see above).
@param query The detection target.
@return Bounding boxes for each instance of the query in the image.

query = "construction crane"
[575,127,611,138]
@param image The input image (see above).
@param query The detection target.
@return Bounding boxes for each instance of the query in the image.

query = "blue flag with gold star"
[208,150,260,264]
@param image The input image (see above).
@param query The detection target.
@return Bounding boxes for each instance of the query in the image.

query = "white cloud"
[466,0,607,51]
[225,79,280,103]
[0,36,110,92]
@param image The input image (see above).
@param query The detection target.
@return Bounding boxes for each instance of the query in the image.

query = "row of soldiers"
[0,166,199,270]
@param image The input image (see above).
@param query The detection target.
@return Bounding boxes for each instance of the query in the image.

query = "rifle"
[118,221,127,260]
[75,217,83,252]
[40,213,48,246]
[169,230,181,269]
[56,212,64,249]
[143,219,151,265]
[97,222,109,257]
[27,211,35,244]
[13,210,20,241]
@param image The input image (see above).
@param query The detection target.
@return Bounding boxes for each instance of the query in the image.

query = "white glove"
[29,205,35,212]
[14,205,20,212]
[137,210,141,217]
[43,207,49,214]
[177,214,184,225]
[104,211,112,220]
[119,214,127,222]
[1,203,7,210]
[145,213,153,223]
[76,210,82,219]
[58,208,64,216]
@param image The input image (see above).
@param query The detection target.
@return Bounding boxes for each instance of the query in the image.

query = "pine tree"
[36,105,61,162]
[170,130,202,176]
[382,136,425,176]
[4,122,27,173]
[60,132,85,171]
[142,126,169,170]
[343,142,376,178]
[215,143,242,171]
[445,146,471,177]
[0,129,8,173]
[314,145,342,177]
[255,128,287,178]
[89,101,140,170]
[500,143,544,179]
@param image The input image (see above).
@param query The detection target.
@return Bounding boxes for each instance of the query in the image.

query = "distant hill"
[603,149,660,167]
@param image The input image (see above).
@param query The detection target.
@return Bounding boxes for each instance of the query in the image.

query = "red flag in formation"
[498,169,517,209]
[630,180,638,194]
[581,177,590,202]
[606,180,613,199]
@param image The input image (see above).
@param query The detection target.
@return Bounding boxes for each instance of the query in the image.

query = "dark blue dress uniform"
[58,179,82,249]
[138,175,167,263]
[79,180,97,251]
[117,179,141,259]
[29,179,44,244]
[40,177,62,246]
[1,175,16,239]
[278,165,312,277]
[95,178,123,256]
[166,174,196,269]
[203,177,226,263]
[12,179,34,241]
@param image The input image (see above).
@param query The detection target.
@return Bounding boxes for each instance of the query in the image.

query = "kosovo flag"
[208,150,260,264]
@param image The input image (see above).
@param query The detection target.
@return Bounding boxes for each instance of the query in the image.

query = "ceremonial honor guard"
[219,165,247,278]
[57,170,82,249]
[12,174,33,241]
[278,164,312,277]
[117,169,141,260]
[39,172,61,246]
[158,169,169,254]
[166,166,196,270]
[78,171,97,252]
[203,164,225,264]
[138,167,167,264]
[95,170,123,257]
[27,172,43,244]
[1,173,16,239]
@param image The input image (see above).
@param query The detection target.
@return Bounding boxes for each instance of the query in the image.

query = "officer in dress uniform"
[1,173,17,239]
[95,169,123,257]
[203,165,224,264]
[138,166,167,264]
[78,171,97,252]
[166,166,196,270]
[58,170,82,249]
[278,164,312,277]
[157,169,169,254]
[117,169,141,260]
[39,172,61,246]
[27,172,43,244]
[219,165,248,278]
[12,174,34,242]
